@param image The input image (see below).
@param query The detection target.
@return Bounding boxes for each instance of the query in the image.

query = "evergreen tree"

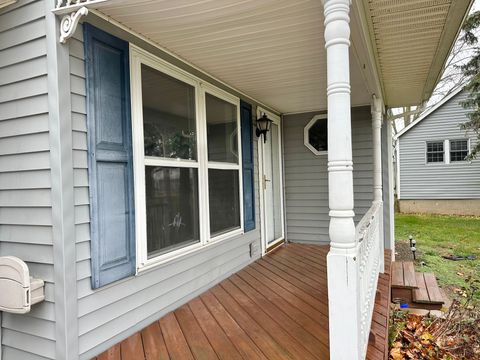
[459,10,480,159]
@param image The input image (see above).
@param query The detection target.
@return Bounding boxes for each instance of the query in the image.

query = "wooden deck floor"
[93,244,391,360]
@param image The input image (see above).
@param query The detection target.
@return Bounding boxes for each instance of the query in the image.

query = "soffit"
[93,0,371,114]
[91,0,471,112]
[364,0,472,107]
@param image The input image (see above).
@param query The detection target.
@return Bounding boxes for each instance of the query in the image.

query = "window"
[141,64,200,258]
[206,93,241,237]
[449,139,468,162]
[304,114,327,155]
[426,141,444,163]
[131,46,243,269]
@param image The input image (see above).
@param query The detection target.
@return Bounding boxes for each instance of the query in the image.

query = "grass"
[395,213,480,296]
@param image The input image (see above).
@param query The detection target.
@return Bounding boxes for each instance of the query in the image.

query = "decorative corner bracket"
[53,0,108,43]
[59,7,88,43]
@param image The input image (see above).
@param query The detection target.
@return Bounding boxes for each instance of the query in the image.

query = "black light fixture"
[256,113,273,143]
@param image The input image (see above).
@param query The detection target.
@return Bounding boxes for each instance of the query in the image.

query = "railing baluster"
[355,202,382,358]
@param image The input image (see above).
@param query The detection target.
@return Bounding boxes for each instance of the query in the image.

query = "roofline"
[394,86,464,140]
[420,0,474,105]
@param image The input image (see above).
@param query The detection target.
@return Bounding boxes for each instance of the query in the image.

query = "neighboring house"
[0,0,472,359]
[395,88,480,216]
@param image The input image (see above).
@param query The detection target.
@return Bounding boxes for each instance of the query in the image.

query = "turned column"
[372,96,385,272]
[323,0,360,358]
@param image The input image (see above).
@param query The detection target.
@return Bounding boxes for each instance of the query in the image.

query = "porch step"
[391,261,445,311]
[413,272,445,305]
[391,261,418,289]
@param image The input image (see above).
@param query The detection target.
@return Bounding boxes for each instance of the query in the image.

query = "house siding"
[0,1,56,359]
[398,91,480,199]
[283,107,374,244]
[70,23,263,359]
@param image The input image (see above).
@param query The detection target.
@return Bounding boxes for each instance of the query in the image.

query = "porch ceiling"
[92,0,371,114]
[91,0,472,113]
[363,0,472,107]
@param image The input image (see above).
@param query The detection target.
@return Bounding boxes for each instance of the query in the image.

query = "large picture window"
[131,46,243,269]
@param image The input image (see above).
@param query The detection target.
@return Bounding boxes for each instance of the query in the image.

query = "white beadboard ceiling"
[93,0,472,113]
[364,0,472,107]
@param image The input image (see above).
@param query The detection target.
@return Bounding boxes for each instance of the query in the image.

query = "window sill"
[136,228,244,274]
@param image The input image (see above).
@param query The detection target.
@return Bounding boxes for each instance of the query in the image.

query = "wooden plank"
[209,285,295,360]
[141,322,169,360]
[237,268,329,342]
[174,304,219,360]
[366,250,392,360]
[391,261,404,287]
[96,344,121,360]
[424,273,444,304]
[228,275,329,357]
[254,260,328,310]
[188,297,244,360]
[120,333,144,360]
[158,313,194,360]
[413,272,430,303]
[261,256,327,294]
[242,266,328,325]
[220,279,318,360]
[402,262,418,288]
[199,291,268,360]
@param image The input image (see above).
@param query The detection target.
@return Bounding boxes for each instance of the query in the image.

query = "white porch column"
[372,96,385,271]
[323,0,359,359]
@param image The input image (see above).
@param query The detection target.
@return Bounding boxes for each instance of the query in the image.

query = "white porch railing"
[356,201,383,358]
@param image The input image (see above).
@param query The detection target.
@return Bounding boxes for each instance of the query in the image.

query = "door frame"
[257,107,285,255]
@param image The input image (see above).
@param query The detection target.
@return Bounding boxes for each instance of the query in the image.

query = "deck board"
[94,244,391,360]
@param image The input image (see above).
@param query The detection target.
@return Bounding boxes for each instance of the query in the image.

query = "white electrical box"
[0,256,45,314]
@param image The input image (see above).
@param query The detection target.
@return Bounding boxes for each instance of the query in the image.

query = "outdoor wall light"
[256,113,273,143]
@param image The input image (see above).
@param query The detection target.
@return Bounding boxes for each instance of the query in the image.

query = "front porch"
[93,244,391,360]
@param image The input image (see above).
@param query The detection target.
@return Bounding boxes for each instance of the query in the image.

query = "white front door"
[258,109,284,254]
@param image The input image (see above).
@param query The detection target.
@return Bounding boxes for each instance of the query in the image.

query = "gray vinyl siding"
[398,91,480,199]
[70,23,262,359]
[382,122,395,250]
[283,107,374,244]
[0,1,56,359]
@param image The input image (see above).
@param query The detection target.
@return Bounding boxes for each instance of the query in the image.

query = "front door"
[258,109,284,254]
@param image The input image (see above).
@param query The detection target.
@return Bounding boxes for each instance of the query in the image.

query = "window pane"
[450,140,468,162]
[308,118,328,152]
[142,64,197,160]
[208,169,240,236]
[145,166,199,258]
[206,93,238,163]
[426,141,444,163]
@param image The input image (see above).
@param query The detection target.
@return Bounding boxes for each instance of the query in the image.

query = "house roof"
[394,86,464,139]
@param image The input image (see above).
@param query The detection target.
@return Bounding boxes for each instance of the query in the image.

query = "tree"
[459,10,480,159]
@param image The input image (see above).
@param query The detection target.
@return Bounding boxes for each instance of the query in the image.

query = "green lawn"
[395,213,480,296]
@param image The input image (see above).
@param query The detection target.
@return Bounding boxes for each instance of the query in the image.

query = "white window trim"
[304,114,328,155]
[448,138,470,163]
[425,140,445,165]
[130,44,243,272]
[444,139,450,164]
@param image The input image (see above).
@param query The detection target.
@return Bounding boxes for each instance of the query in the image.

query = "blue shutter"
[241,101,255,232]
[84,24,135,288]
